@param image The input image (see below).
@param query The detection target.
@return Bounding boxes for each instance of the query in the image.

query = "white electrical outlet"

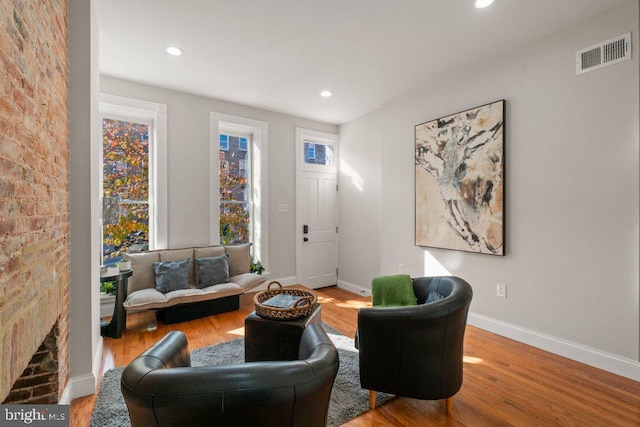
[399,263,404,273]
[496,283,507,298]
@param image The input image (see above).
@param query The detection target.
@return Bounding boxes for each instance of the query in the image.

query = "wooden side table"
[100,269,132,339]
[244,305,322,362]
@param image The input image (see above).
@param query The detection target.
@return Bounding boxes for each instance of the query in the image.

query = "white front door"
[301,172,337,287]
[296,128,339,289]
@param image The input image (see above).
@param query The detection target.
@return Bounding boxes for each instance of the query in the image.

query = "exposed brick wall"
[0,0,69,401]
[2,322,59,404]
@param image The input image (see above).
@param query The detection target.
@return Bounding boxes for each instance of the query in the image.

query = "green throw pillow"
[371,274,417,307]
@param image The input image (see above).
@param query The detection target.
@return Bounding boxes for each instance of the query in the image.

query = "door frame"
[295,127,339,286]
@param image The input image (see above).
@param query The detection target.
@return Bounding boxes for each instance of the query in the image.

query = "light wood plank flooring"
[71,286,640,426]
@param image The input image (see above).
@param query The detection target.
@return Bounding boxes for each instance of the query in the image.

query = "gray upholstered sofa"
[122,244,267,324]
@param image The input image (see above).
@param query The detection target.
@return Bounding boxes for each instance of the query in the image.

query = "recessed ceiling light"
[475,0,494,8]
[166,46,184,56]
[320,90,333,98]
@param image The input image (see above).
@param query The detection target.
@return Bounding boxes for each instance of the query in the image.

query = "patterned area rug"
[90,323,393,426]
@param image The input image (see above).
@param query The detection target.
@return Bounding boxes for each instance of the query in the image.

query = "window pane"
[304,141,334,166]
[220,134,229,150]
[219,133,251,244]
[103,118,150,262]
[220,136,249,202]
[103,119,149,200]
[220,202,249,244]
[102,203,149,260]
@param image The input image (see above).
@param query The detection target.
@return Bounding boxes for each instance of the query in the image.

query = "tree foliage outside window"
[102,118,150,262]
[219,134,250,244]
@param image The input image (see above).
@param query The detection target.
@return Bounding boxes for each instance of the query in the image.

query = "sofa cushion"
[123,251,160,293]
[162,287,205,300]
[162,284,241,307]
[123,288,166,310]
[224,243,251,277]
[196,255,229,288]
[231,273,268,291]
[160,248,195,285]
[186,282,240,299]
[194,246,225,258]
[124,283,243,312]
[153,258,190,293]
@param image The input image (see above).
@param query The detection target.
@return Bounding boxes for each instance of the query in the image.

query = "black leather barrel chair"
[357,276,473,414]
[121,323,339,427]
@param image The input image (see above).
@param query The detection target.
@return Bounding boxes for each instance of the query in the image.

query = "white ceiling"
[96,0,627,124]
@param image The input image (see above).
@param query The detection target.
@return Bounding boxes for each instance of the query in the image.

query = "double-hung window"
[100,95,167,263]
[102,117,151,260]
[219,132,251,244]
[210,113,268,268]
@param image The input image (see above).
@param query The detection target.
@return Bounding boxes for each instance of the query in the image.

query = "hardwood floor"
[71,286,640,426]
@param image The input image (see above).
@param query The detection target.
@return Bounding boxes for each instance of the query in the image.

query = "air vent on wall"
[576,32,631,75]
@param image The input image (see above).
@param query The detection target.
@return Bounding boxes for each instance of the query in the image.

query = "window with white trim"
[100,95,168,263]
[210,113,268,269]
[101,117,151,259]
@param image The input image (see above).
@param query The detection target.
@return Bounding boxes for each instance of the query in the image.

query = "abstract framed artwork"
[415,100,505,256]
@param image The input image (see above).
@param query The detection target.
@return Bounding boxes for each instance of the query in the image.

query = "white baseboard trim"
[68,337,103,400]
[68,372,97,401]
[468,313,640,381]
[337,280,370,296]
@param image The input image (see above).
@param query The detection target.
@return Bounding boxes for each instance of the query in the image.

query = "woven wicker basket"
[254,281,318,320]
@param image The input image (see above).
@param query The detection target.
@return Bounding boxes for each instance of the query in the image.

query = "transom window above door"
[304,141,335,166]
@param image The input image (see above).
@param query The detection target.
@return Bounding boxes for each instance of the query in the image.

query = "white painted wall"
[68,0,102,398]
[100,77,337,280]
[337,109,382,295]
[339,1,639,371]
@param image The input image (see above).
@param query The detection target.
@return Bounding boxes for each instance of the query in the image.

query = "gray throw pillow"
[152,258,190,293]
[196,255,230,288]
[426,290,446,303]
